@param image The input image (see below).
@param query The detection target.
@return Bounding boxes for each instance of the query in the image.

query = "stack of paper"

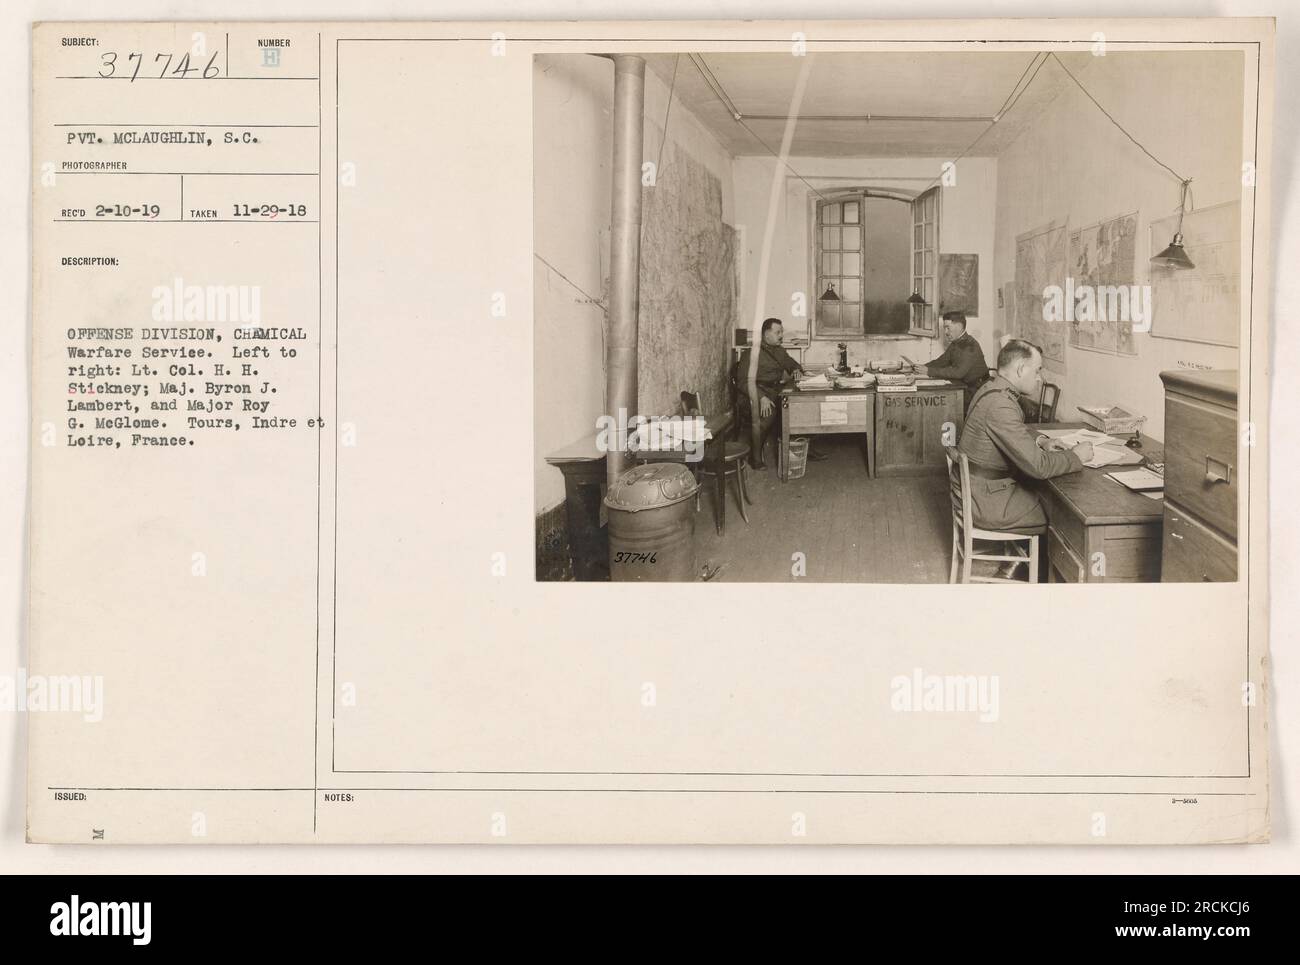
[796,373,832,390]
[1037,428,1144,468]
[1106,468,1165,491]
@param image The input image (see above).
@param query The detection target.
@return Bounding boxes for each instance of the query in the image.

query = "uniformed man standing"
[907,311,990,410]
[958,339,1093,572]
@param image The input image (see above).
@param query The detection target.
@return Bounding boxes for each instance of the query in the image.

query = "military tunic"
[736,343,802,401]
[956,375,1084,530]
[922,331,990,410]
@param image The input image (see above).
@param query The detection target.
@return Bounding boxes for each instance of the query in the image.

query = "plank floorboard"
[691,435,953,583]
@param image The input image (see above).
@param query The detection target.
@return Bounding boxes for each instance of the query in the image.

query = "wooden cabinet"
[1159,370,1238,582]
[874,385,964,475]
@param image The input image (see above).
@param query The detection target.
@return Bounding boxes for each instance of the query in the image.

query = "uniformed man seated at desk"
[908,311,989,410]
[959,339,1094,576]
[735,317,820,469]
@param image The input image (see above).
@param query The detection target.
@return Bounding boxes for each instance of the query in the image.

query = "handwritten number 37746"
[99,51,222,80]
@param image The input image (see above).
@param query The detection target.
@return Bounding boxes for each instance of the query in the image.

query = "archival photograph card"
[27,18,1273,843]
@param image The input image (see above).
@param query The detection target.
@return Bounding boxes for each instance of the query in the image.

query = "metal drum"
[603,463,699,582]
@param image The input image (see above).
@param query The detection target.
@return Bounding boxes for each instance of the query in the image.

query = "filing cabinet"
[1158,370,1239,582]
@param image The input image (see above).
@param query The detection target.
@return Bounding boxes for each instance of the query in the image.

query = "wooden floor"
[693,434,955,583]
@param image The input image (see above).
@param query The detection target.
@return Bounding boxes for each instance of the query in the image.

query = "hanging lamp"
[1150,179,1196,270]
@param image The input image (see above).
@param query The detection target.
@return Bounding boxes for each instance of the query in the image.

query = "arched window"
[813,188,933,338]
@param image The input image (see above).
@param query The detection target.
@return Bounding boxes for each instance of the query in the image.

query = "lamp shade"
[906,289,927,305]
[1150,233,1196,270]
[820,282,840,301]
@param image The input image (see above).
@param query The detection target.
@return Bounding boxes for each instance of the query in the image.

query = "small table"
[544,434,610,582]
[778,385,875,480]
[1033,423,1166,583]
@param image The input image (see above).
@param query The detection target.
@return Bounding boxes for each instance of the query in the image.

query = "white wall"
[992,52,1244,439]
[732,155,999,369]
[533,55,735,513]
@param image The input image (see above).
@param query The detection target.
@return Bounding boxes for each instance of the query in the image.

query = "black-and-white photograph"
[535,49,1246,584]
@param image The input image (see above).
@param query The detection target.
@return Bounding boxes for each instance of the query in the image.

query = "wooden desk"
[776,381,965,480]
[874,384,965,476]
[778,385,874,480]
[1033,423,1165,583]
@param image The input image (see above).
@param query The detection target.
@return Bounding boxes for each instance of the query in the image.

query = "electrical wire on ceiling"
[685,49,1191,205]
[1047,52,1188,185]
[916,51,1050,193]
[688,53,832,202]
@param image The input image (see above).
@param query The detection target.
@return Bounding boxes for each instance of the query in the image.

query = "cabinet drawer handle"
[1205,456,1232,484]
[1170,532,1184,540]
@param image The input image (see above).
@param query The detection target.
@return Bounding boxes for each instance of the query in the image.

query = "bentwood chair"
[681,390,752,534]
[1020,381,1061,424]
[943,446,1042,584]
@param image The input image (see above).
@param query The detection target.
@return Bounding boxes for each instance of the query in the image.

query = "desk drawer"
[1164,394,1238,539]
[1162,504,1237,582]
[1047,526,1085,582]
[787,396,869,431]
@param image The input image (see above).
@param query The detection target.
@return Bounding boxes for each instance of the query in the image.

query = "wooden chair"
[681,390,752,534]
[1020,382,1061,424]
[943,446,1041,584]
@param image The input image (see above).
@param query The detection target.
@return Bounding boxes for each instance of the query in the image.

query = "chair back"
[1039,382,1061,423]
[679,390,701,417]
[943,445,974,538]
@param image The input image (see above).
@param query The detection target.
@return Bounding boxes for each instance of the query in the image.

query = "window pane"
[914,224,923,248]
[824,203,841,225]
[822,253,841,275]
[925,222,934,248]
[914,253,922,274]
[925,193,935,218]
[841,256,860,278]
[841,278,860,301]
[845,302,863,331]
[925,250,934,274]
[843,201,859,224]
[841,227,860,251]
[820,302,840,327]
[822,226,840,251]
[923,277,933,301]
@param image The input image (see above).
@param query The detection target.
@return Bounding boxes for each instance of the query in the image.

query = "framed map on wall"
[938,253,979,315]
[1014,221,1069,373]
[1068,211,1139,356]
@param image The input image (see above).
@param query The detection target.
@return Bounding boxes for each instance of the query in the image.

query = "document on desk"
[1038,429,1143,467]
[26,19,1273,844]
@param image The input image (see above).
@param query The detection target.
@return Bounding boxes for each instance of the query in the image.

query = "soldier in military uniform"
[958,339,1093,543]
[735,317,820,469]
[907,311,990,410]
